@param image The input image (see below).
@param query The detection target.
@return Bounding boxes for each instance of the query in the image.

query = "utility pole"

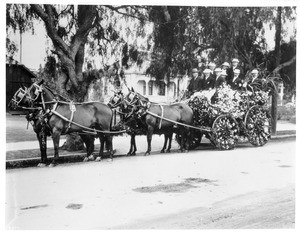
[19,30,22,63]
[271,6,282,135]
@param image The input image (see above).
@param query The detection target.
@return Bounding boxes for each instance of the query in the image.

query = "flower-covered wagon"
[179,85,272,150]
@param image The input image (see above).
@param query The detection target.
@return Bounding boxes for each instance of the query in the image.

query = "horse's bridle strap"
[66,102,76,133]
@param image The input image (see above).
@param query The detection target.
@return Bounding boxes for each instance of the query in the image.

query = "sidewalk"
[6,121,296,168]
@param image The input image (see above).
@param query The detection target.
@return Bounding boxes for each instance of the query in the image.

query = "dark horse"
[121,88,193,156]
[9,81,113,166]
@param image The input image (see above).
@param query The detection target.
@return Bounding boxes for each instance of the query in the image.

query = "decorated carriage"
[182,85,272,150]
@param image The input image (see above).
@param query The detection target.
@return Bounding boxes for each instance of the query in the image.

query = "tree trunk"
[271,7,282,135]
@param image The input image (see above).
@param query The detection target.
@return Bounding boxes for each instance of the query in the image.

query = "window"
[137,80,146,95]
[148,80,154,95]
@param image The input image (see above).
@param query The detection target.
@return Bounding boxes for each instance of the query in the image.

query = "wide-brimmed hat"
[251,69,259,74]
[214,68,222,73]
[192,68,198,73]
[234,69,240,74]
[208,62,216,67]
[203,68,211,74]
[232,58,239,63]
[222,62,230,67]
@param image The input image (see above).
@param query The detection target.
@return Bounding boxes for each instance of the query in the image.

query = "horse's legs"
[178,127,185,152]
[36,131,47,167]
[145,126,154,156]
[184,127,190,152]
[128,134,137,156]
[107,135,113,161]
[180,127,190,152]
[50,128,61,167]
[166,132,173,153]
[96,135,105,161]
[161,134,168,153]
[81,135,95,162]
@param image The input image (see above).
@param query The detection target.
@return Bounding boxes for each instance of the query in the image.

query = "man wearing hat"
[245,69,263,91]
[208,62,216,75]
[213,68,226,89]
[221,62,230,83]
[187,68,203,97]
[227,58,243,84]
[202,68,215,90]
[229,69,244,90]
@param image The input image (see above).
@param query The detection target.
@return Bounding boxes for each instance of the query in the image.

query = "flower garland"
[188,85,270,126]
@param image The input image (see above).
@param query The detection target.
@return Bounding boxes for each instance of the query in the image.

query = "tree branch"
[30,4,72,58]
[70,5,97,58]
[272,55,296,74]
[104,5,148,21]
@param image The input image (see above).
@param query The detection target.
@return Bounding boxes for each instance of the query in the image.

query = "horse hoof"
[131,152,136,156]
[83,157,89,162]
[127,153,131,156]
[48,163,56,167]
[108,158,113,162]
[95,157,101,162]
[37,163,46,167]
[160,150,165,153]
[144,152,150,156]
[166,150,171,153]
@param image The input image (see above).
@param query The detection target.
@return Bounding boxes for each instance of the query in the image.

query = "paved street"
[6,137,295,229]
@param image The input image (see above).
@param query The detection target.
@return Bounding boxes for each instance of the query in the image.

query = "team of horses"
[9,80,194,167]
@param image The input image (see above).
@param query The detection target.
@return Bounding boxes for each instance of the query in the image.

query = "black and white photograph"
[3,0,298,230]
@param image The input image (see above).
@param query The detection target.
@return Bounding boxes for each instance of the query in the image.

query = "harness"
[66,101,76,133]
[158,105,164,129]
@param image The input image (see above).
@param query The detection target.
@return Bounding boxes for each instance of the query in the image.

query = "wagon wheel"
[211,115,239,150]
[244,105,271,146]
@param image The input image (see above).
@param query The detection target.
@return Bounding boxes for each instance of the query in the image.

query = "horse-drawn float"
[8,79,272,166]
[181,85,271,150]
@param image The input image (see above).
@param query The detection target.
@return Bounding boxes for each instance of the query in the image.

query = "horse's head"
[27,82,44,103]
[108,90,124,108]
[124,88,139,106]
[8,87,33,110]
[27,80,57,105]
[125,88,150,118]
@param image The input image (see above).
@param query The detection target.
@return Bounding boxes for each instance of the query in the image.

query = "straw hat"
[232,58,239,63]
[208,62,216,67]
[251,69,259,74]
[192,68,198,73]
[214,68,222,73]
[222,62,230,67]
[203,68,211,74]
[234,69,240,74]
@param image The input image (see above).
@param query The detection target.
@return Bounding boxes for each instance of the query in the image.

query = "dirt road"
[117,186,294,229]
[6,138,295,229]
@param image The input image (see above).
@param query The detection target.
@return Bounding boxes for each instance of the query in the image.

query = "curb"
[6,133,296,169]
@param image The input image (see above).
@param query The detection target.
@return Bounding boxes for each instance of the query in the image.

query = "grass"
[277,104,296,123]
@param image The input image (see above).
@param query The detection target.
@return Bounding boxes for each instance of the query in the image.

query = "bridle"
[108,93,124,109]
[10,88,27,106]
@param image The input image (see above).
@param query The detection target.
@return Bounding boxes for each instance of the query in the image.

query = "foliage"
[6,38,18,63]
[147,6,296,87]
[266,40,296,92]
[277,104,296,122]
[6,4,149,101]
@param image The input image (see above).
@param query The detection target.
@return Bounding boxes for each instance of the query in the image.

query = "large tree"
[6,4,148,101]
